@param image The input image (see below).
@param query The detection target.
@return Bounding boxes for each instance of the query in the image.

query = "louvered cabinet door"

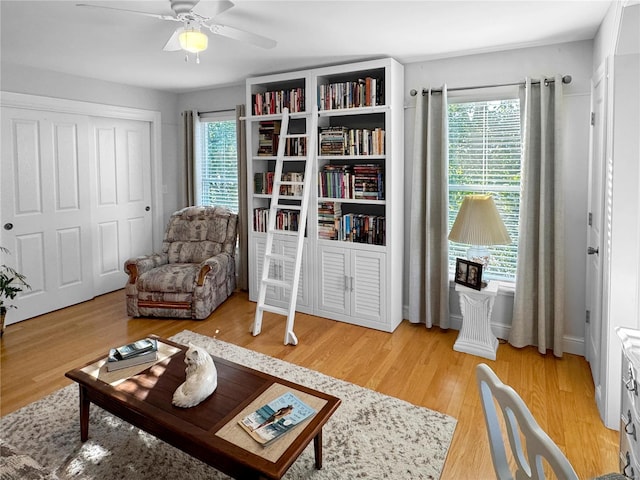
[351,249,385,325]
[317,245,386,328]
[317,246,350,316]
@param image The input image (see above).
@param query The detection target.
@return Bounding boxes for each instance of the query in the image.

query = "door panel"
[91,117,152,295]
[586,64,607,394]
[1,107,93,322]
[352,250,385,322]
[317,246,349,315]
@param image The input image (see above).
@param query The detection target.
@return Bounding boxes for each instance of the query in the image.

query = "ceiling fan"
[77,0,277,63]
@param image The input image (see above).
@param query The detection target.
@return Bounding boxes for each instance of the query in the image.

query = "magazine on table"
[239,391,316,446]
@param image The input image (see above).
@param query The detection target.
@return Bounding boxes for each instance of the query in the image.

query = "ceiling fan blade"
[76,3,178,22]
[163,28,184,51]
[192,0,234,20]
[207,24,277,49]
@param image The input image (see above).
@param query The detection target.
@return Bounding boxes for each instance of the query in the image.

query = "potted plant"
[0,246,31,337]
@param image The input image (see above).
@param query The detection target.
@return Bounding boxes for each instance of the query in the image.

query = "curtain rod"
[197,108,236,115]
[409,75,572,96]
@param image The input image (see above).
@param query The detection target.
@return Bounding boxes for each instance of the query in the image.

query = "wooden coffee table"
[65,336,341,480]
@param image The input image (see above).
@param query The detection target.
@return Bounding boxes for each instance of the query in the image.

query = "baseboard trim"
[403,306,585,357]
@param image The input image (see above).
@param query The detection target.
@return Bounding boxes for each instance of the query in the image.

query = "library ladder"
[252,107,316,345]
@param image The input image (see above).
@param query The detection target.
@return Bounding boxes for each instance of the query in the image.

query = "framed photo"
[454,258,483,290]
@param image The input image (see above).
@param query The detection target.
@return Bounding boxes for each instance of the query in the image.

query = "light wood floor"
[1,290,619,479]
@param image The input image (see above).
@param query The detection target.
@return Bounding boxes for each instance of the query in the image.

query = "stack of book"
[107,338,158,372]
[318,202,342,240]
[319,126,348,155]
[353,164,384,200]
[257,121,281,156]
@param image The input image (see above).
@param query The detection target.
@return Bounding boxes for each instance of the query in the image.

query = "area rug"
[0,330,457,479]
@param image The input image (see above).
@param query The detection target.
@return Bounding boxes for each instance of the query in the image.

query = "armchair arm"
[197,253,232,287]
[124,253,168,284]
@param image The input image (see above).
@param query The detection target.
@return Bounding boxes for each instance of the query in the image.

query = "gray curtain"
[509,75,566,356]
[182,110,197,207]
[408,87,450,329]
[236,105,248,291]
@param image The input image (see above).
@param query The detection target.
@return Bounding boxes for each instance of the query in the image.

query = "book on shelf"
[253,208,300,233]
[319,163,384,200]
[318,77,384,111]
[340,214,386,245]
[238,391,316,446]
[253,88,305,116]
[107,338,158,372]
[318,202,342,240]
[257,121,281,156]
[319,126,385,156]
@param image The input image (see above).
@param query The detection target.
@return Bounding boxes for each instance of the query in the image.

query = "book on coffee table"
[107,339,158,371]
[239,391,316,446]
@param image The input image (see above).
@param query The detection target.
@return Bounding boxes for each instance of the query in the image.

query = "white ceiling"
[1,0,614,94]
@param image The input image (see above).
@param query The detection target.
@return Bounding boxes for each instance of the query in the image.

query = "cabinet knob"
[3,223,13,231]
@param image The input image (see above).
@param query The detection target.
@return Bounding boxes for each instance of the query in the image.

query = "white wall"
[0,62,181,223]
[403,40,594,354]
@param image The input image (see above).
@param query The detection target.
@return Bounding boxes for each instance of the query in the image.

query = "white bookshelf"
[245,58,404,332]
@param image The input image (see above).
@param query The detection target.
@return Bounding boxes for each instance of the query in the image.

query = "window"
[198,116,239,212]
[448,99,522,281]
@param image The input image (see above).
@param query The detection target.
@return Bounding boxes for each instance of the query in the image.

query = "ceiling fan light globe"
[179,30,208,53]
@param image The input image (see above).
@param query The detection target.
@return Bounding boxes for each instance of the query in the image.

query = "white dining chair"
[475,363,579,480]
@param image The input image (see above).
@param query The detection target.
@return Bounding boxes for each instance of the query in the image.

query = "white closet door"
[0,107,94,322]
[91,117,153,295]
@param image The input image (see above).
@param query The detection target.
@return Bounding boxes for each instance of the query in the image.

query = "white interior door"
[91,117,153,295]
[0,107,94,322]
[585,63,607,398]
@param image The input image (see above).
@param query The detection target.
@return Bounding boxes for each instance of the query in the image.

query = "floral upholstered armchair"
[125,206,238,319]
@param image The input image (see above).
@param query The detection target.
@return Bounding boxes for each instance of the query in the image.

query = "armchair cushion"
[125,206,238,320]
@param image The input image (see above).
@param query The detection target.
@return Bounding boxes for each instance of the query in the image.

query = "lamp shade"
[179,29,208,53]
[448,194,511,246]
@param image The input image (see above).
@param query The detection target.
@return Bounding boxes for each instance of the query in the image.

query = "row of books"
[257,120,307,157]
[106,338,158,372]
[253,207,300,233]
[252,88,305,116]
[338,213,386,245]
[253,204,385,244]
[318,77,384,111]
[319,126,385,156]
[254,172,304,196]
[318,164,384,200]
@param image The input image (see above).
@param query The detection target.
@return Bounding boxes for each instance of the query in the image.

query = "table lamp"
[448,194,511,271]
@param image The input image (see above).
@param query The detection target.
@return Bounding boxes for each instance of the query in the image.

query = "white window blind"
[199,118,239,213]
[447,99,522,281]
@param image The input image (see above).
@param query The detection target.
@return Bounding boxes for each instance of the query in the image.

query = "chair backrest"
[162,206,238,264]
[475,363,579,480]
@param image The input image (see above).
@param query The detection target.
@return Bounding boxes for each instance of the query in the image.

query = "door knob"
[587,246,599,255]
[3,223,13,230]
[145,206,151,211]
